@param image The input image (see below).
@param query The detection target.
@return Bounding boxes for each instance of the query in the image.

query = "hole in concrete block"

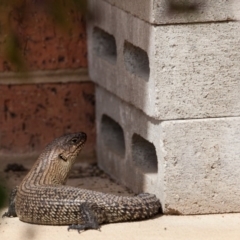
[167,0,200,13]
[124,41,150,81]
[101,115,125,157]
[132,134,158,173]
[93,27,117,64]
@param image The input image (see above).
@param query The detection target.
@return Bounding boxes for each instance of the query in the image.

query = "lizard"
[3,132,161,232]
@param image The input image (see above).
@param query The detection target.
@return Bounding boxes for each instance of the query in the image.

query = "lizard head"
[54,132,87,164]
[33,132,87,185]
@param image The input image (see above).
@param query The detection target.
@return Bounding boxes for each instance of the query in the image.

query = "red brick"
[0,1,88,71]
[0,82,95,157]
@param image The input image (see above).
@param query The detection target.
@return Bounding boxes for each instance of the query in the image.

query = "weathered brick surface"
[0,82,95,157]
[0,1,87,71]
[0,1,93,159]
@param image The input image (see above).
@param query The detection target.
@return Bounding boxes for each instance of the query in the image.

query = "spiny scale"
[3,132,161,231]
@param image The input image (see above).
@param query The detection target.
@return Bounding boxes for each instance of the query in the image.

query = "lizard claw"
[2,210,17,218]
[67,222,100,233]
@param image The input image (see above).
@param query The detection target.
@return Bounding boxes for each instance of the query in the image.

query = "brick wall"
[0,1,95,161]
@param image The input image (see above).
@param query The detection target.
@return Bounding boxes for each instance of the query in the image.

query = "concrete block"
[103,0,240,24]
[96,86,240,214]
[88,0,240,120]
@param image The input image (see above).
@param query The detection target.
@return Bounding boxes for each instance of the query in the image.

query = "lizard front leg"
[2,186,18,218]
[68,202,100,233]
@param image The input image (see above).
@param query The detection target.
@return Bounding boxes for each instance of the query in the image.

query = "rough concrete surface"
[88,0,240,120]
[1,159,240,240]
[103,0,240,24]
[96,86,240,214]
[1,211,240,240]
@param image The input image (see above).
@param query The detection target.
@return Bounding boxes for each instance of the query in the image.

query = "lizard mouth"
[62,132,87,156]
[73,137,86,154]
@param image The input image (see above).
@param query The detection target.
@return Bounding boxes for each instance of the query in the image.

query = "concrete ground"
[1,159,240,240]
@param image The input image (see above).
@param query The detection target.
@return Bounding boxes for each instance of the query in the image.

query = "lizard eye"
[59,154,67,162]
[71,137,79,144]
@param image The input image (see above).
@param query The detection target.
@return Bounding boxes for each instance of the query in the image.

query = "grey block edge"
[88,0,240,120]
[102,0,240,24]
[96,86,240,214]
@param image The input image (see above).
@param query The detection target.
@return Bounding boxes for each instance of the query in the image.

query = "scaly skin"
[3,132,161,231]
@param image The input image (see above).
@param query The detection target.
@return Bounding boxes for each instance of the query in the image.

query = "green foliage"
[5,33,25,71]
[0,180,7,208]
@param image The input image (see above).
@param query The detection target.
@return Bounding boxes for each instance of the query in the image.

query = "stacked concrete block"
[88,0,240,120]
[96,87,240,214]
[103,0,240,24]
[87,0,240,214]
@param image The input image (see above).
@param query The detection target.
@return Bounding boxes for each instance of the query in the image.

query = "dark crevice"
[93,27,117,64]
[132,134,158,173]
[124,41,150,81]
[101,115,125,157]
